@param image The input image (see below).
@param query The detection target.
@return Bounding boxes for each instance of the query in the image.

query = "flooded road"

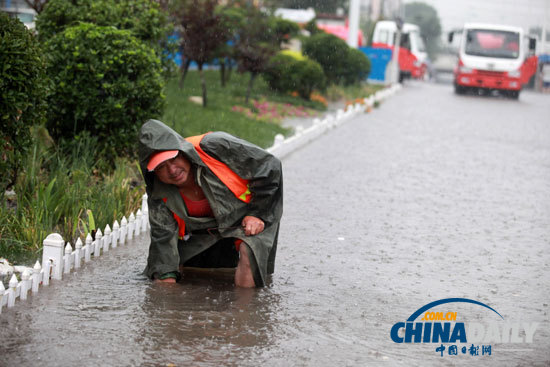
[1,82,550,366]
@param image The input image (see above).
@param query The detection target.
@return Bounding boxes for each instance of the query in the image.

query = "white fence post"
[20,269,30,301]
[104,224,111,252]
[42,260,50,286]
[128,213,135,241]
[32,261,41,293]
[135,210,142,237]
[141,194,148,232]
[94,229,102,258]
[74,238,82,269]
[120,216,127,245]
[85,233,92,262]
[64,243,72,274]
[42,233,65,281]
[112,221,119,249]
[0,281,4,314]
[8,274,17,308]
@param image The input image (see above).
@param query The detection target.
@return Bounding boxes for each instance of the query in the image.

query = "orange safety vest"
[163,132,251,239]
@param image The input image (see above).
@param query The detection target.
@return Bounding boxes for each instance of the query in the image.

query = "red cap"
[147,150,179,171]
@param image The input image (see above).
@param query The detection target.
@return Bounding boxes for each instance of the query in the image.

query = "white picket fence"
[0,194,150,314]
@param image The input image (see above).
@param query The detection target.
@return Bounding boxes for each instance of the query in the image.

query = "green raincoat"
[138,119,283,286]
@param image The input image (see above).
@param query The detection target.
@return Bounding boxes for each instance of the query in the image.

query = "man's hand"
[242,216,265,236]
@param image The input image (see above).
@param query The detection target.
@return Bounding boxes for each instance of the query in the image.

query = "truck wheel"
[508,90,520,99]
[454,83,465,95]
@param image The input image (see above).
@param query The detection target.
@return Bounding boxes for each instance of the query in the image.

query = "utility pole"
[390,0,404,85]
[347,0,361,48]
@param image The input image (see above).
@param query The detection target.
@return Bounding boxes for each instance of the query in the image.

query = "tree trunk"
[226,59,233,83]
[220,59,226,87]
[179,58,191,89]
[198,63,207,108]
[245,72,256,104]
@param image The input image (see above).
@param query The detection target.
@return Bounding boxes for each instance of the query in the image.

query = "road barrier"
[0,194,150,314]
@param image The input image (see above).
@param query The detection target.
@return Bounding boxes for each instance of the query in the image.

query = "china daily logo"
[390,298,539,357]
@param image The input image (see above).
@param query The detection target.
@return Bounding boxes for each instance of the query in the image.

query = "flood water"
[1,82,549,366]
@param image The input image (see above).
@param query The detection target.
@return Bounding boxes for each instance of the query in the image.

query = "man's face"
[154,153,192,188]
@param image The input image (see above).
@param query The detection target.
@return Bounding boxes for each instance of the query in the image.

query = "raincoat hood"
[138,119,204,195]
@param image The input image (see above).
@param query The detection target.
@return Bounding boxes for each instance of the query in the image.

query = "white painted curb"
[267,84,402,159]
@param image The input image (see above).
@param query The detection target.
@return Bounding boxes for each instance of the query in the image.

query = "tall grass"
[0,129,144,264]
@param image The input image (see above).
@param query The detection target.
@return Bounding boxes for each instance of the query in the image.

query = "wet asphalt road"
[1,81,549,366]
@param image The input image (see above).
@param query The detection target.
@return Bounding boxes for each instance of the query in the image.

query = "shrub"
[36,0,170,45]
[0,12,47,193]
[263,51,326,100]
[302,32,349,84]
[303,32,371,86]
[36,0,174,72]
[43,23,164,158]
[263,53,299,93]
[342,48,371,85]
[293,58,326,99]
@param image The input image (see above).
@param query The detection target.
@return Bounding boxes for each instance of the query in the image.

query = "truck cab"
[449,23,537,99]
[372,20,428,81]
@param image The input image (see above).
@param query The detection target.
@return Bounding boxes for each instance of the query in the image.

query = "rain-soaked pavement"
[1,82,550,366]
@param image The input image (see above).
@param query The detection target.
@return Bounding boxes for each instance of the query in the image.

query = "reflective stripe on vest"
[185,132,251,203]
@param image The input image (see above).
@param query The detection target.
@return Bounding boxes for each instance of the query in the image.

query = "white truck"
[371,20,428,81]
[449,23,537,99]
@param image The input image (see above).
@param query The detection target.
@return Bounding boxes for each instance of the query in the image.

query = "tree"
[172,0,230,107]
[234,5,280,103]
[23,0,49,13]
[404,1,442,60]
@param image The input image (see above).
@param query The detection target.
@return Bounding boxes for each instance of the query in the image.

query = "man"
[138,119,283,287]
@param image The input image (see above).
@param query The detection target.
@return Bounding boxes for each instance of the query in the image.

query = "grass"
[0,130,144,265]
[163,72,288,148]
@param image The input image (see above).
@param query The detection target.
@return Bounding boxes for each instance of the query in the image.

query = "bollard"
[20,269,31,300]
[32,261,41,293]
[112,220,119,248]
[74,238,82,269]
[64,243,72,274]
[104,224,111,252]
[94,229,102,258]
[85,233,93,262]
[42,233,65,281]
[120,217,127,245]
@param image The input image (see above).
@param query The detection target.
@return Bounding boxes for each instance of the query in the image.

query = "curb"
[267,84,402,159]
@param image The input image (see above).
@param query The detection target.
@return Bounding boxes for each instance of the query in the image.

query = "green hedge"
[303,32,371,85]
[43,23,165,158]
[0,12,47,193]
[36,0,169,44]
[263,51,326,100]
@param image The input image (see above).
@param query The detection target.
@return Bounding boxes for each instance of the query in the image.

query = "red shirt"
[181,194,214,217]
